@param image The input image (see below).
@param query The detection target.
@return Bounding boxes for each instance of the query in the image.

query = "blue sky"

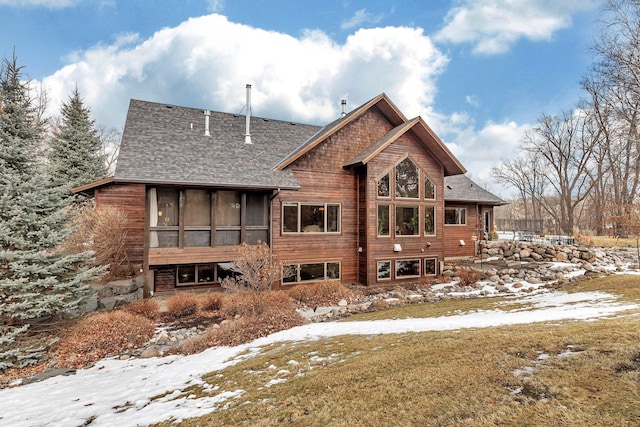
[0,0,600,194]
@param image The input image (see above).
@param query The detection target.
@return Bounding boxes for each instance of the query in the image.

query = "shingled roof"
[113,99,321,190]
[444,174,506,205]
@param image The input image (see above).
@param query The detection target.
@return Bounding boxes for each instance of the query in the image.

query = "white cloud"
[341,8,384,30]
[434,0,596,54]
[207,0,224,13]
[41,15,448,131]
[465,95,479,107]
[37,12,532,185]
[0,0,80,7]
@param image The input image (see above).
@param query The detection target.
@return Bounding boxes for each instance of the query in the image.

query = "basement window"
[282,261,341,284]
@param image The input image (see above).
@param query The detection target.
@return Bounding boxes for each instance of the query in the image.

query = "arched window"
[395,158,419,199]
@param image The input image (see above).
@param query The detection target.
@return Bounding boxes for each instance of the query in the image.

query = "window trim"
[444,207,467,226]
[377,260,392,281]
[395,157,420,200]
[395,205,420,237]
[282,261,342,285]
[424,175,436,200]
[377,204,390,237]
[423,258,438,276]
[174,262,235,286]
[281,202,342,234]
[424,205,436,236]
[376,172,391,199]
[395,259,421,278]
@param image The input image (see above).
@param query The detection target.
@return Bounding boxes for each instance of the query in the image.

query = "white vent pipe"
[244,84,252,145]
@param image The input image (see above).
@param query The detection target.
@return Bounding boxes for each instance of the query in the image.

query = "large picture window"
[282,203,341,233]
[283,261,341,284]
[396,206,419,236]
[376,157,438,240]
[445,208,466,225]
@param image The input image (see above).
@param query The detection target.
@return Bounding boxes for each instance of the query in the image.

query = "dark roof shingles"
[444,174,506,205]
[114,100,321,189]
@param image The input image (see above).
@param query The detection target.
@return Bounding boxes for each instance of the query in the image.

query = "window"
[246,193,269,244]
[150,188,269,248]
[424,258,437,275]
[185,189,211,247]
[377,260,391,280]
[424,177,435,200]
[377,204,390,236]
[395,259,420,278]
[395,158,419,199]
[282,261,341,284]
[377,173,390,198]
[155,189,179,248]
[215,191,241,246]
[396,206,419,236]
[282,203,341,233]
[424,206,435,236]
[445,208,466,225]
[175,263,229,286]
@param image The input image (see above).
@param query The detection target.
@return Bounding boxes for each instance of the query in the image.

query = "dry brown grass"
[456,268,481,286]
[55,311,154,369]
[591,235,638,248]
[157,275,640,427]
[122,298,161,320]
[178,291,304,355]
[287,281,355,307]
[164,293,198,319]
[197,292,222,312]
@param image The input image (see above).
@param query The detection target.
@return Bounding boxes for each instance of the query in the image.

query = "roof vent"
[204,110,211,137]
[341,99,347,117]
[244,84,252,145]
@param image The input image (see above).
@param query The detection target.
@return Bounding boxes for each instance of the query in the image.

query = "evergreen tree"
[48,87,108,190]
[0,55,105,371]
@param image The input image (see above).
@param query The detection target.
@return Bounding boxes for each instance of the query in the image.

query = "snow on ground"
[0,288,638,427]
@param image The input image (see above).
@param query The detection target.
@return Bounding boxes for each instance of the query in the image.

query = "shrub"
[288,281,354,307]
[123,298,160,320]
[198,292,222,312]
[56,311,155,368]
[64,206,134,278]
[164,293,198,319]
[457,269,481,286]
[178,291,303,354]
[371,299,390,310]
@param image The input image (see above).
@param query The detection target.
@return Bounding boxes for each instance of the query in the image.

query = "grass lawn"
[157,275,640,427]
[591,235,639,248]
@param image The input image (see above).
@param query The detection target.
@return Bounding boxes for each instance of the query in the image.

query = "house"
[74,89,505,295]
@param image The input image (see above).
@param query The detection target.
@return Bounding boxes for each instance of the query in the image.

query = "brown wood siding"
[443,203,482,258]
[364,130,446,285]
[95,183,146,267]
[148,246,244,266]
[272,168,359,285]
[291,107,394,171]
[357,168,368,284]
